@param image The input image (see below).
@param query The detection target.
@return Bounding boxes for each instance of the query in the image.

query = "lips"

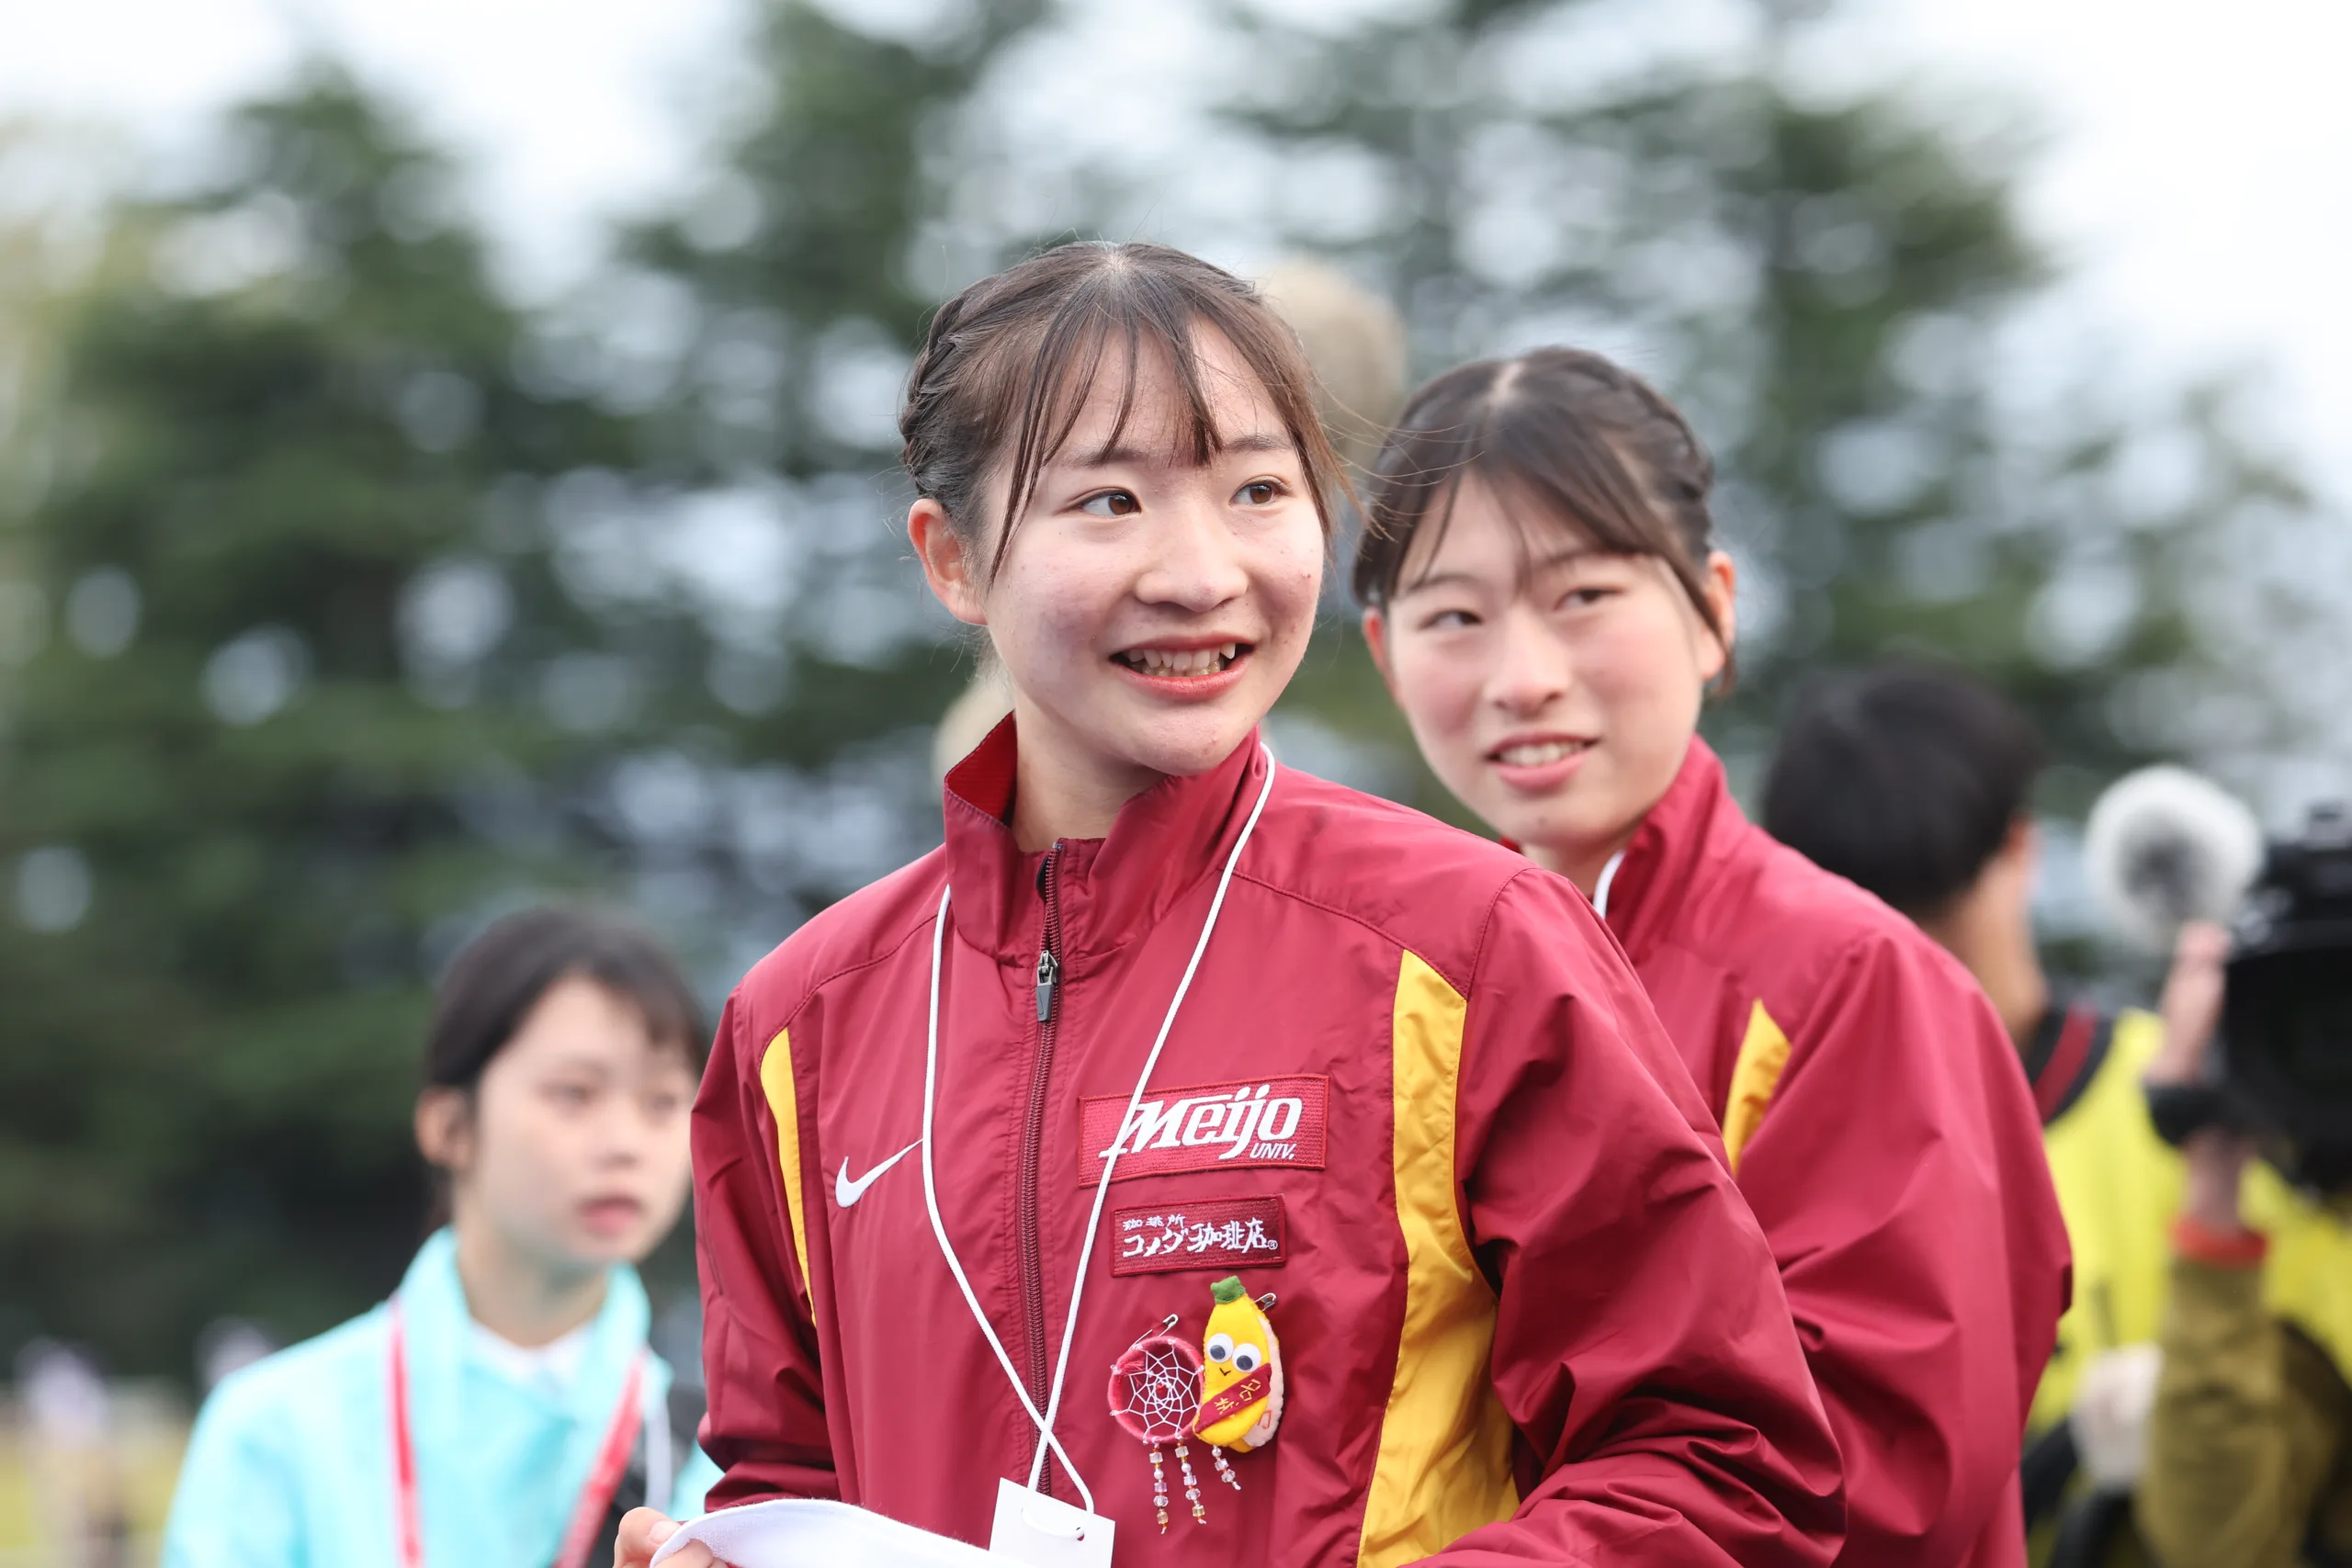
[1487,732,1597,793]
[1107,638,1257,703]
[579,1196,645,1236]
[1113,642,1245,678]
[1490,738,1591,767]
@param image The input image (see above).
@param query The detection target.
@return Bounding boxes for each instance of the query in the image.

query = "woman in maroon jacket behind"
[1358,347,2072,1568]
[616,245,1845,1567]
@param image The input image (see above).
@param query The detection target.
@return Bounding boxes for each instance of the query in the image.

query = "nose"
[1486,602,1574,717]
[592,1097,650,1168]
[1132,491,1250,614]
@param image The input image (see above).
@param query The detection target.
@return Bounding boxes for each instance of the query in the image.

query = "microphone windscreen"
[2084,765,2264,953]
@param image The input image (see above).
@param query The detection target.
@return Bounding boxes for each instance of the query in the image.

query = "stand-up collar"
[394,1226,649,1426]
[1598,735,1747,964]
[940,716,1270,964]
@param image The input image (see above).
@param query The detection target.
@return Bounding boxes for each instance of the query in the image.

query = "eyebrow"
[538,1054,616,1079]
[1396,545,1606,598]
[1063,431,1295,468]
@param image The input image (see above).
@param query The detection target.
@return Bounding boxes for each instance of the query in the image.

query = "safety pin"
[1124,1314,1181,1351]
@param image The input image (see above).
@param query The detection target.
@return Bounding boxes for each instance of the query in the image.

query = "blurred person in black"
[1764,667,2178,1561]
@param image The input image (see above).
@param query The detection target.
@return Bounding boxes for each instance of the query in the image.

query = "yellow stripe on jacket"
[1722,998,1792,1173]
[1356,951,1519,1568]
[758,1028,811,1295]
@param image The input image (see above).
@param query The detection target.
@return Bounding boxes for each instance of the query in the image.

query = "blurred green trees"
[0,13,1043,1375]
[0,75,662,1370]
[0,0,2323,1376]
[1179,0,2311,822]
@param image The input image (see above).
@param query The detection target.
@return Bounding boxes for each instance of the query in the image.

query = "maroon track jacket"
[1600,739,2071,1568]
[692,722,1845,1565]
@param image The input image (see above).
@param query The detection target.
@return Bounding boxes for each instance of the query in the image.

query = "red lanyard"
[388,1301,647,1568]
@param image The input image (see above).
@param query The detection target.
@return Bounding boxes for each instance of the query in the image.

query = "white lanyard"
[1593,848,1626,919]
[921,752,1278,1515]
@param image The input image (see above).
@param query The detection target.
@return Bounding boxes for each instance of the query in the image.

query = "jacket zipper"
[1018,845,1063,1494]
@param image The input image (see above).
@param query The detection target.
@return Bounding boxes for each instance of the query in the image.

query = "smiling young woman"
[163,908,717,1568]
[1358,347,2073,1568]
[618,245,1847,1568]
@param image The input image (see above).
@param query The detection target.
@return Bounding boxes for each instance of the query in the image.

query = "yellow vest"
[2245,1162,2352,1382]
[2034,1007,2352,1429]
[2034,1009,2182,1429]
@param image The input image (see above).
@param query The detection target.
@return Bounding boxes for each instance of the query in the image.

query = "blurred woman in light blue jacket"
[164,908,720,1568]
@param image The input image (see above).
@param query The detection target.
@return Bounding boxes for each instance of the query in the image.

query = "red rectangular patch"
[1079,1075,1329,1187]
[1109,1196,1288,1277]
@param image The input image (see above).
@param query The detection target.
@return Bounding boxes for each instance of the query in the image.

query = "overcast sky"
[4,0,2346,502]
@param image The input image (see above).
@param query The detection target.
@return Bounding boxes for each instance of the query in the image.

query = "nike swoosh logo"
[834,1141,922,1209]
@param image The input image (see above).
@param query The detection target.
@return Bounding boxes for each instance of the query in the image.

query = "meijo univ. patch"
[1079,1076,1329,1187]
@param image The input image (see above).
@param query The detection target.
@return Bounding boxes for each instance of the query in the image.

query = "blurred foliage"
[0,76,667,1371]
[0,0,2325,1376]
[1175,0,2315,829]
[0,10,1034,1378]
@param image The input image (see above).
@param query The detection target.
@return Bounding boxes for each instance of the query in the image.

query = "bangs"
[1373,394,1674,601]
[1354,345,1733,682]
[966,252,1340,574]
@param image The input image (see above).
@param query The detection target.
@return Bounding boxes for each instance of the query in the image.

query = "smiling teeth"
[1121,644,1238,677]
[1496,739,1589,766]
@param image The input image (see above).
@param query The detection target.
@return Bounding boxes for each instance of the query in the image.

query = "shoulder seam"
[1229,867,1485,997]
[1464,867,1538,1002]
[1786,923,1966,1052]
[765,908,945,1040]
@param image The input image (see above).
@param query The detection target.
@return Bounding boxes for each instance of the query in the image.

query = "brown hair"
[899,242,1348,577]
[1351,347,1729,672]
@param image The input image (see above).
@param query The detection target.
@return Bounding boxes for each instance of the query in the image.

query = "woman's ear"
[414,1087,474,1177]
[1361,607,1399,698]
[1698,548,1738,681]
[909,499,988,627]
[2002,815,2041,882]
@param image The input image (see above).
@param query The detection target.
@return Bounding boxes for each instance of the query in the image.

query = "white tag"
[988,1477,1115,1568]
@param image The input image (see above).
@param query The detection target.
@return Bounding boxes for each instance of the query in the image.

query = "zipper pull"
[1035,946,1059,1022]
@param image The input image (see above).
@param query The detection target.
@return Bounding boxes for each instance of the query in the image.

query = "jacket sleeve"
[693,987,842,1507]
[160,1372,307,1568]
[1732,931,2070,1568]
[2137,1256,2349,1568]
[1426,871,1847,1568]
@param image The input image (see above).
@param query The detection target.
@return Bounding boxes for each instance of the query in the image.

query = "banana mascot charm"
[1195,1276,1283,1452]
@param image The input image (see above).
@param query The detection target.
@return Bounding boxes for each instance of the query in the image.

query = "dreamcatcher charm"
[1108,1315,1207,1531]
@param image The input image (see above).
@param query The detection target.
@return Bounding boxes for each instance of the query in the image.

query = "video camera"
[2094,772,2352,1191]
[2208,803,2352,1190]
